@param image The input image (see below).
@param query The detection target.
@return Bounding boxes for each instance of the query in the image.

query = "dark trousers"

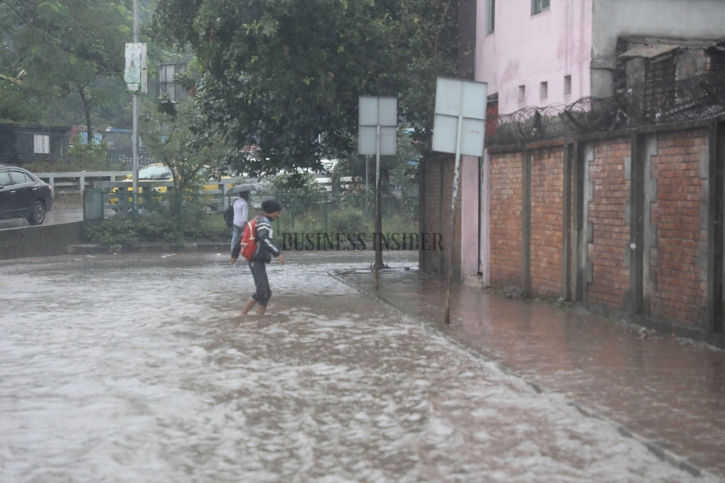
[249,260,272,306]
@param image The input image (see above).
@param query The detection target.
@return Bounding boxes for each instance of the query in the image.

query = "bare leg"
[241,297,256,316]
[257,304,267,316]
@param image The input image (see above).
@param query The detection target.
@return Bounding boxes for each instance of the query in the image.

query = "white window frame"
[33,134,50,154]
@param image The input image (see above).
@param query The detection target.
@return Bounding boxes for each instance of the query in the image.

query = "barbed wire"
[485,70,725,147]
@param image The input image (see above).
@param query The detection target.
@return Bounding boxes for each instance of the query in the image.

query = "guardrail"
[36,171,132,196]
[88,179,243,216]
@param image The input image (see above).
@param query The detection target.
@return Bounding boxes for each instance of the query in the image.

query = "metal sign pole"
[431,77,487,326]
[445,105,464,324]
[365,154,369,216]
[375,123,383,272]
[358,95,397,283]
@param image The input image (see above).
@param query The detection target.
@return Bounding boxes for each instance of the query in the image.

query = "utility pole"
[132,0,139,209]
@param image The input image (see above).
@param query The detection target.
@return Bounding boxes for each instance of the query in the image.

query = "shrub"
[328,206,368,233]
[84,217,138,245]
[135,214,180,243]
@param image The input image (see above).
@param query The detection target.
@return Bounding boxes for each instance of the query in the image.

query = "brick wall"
[587,138,631,308]
[419,122,721,338]
[530,147,564,297]
[648,129,709,326]
[490,151,523,287]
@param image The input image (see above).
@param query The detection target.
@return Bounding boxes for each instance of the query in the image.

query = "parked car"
[0,165,53,225]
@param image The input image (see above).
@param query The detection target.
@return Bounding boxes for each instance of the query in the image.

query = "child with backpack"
[230,199,285,316]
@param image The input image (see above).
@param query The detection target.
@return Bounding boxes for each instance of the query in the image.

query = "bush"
[84,217,138,245]
[135,214,180,243]
[328,206,369,233]
[183,213,230,242]
[382,213,418,234]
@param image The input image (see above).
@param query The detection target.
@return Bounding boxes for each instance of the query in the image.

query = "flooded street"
[0,207,83,230]
[0,252,715,482]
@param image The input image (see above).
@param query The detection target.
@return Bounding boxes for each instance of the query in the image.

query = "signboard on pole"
[358,95,398,274]
[358,96,398,156]
[431,77,487,324]
[432,77,487,156]
[124,43,147,93]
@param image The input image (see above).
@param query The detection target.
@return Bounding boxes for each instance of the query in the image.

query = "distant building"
[477,0,725,114]
[0,124,70,166]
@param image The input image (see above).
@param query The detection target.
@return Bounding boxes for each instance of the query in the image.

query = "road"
[0,206,83,229]
[0,252,715,482]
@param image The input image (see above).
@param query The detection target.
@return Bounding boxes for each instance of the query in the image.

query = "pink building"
[465,0,725,284]
[476,0,725,114]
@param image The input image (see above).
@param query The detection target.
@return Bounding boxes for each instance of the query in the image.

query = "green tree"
[0,0,131,138]
[142,98,230,194]
[270,171,325,227]
[153,0,458,177]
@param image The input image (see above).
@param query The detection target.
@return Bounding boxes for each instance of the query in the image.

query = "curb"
[68,241,228,255]
[328,268,716,480]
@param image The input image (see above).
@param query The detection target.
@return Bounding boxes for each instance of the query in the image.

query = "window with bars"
[158,63,187,102]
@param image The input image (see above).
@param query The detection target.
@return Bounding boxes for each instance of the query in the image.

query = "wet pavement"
[0,207,82,230]
[0,251,720,482]
[339,267,725,479]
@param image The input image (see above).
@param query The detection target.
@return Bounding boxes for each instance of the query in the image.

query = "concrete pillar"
[480,150,491,286]
[522,149,531,297]
[460,155,479,278]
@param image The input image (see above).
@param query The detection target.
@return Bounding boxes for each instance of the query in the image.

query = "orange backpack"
[240,217,259,261]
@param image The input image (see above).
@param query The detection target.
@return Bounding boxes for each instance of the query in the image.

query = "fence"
[82,188,419,245]
[37,171,131,196]
[485,70,725,148]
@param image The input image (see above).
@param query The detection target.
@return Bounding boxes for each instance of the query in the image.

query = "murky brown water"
[342,268,725,478]
[0,252,717,482]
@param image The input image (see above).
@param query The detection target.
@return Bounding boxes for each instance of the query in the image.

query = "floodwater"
[0,252,717,482]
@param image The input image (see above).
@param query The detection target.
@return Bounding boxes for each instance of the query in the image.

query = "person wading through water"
[230,199,285,316]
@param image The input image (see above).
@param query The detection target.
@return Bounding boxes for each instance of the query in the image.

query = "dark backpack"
[224,203,234,228]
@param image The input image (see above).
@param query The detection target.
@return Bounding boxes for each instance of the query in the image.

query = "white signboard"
[125,43,147,93]
[432,78,487,157]
[358,96,398,156]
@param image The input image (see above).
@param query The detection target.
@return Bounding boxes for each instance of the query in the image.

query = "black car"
[0,166,53,225]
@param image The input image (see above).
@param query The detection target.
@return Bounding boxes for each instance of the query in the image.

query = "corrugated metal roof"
[619,44,680,59]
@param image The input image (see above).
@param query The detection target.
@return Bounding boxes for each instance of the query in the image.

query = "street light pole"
[132,0,139,209]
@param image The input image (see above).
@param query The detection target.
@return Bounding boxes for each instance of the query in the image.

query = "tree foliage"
[153,0,458,176]
[0,0,131,133]
[142,98,230,193]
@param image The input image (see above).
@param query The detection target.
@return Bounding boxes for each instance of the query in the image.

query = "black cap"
[261,199,282,214]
